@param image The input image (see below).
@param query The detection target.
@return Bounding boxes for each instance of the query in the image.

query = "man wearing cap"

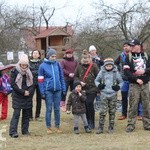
[115,41,142,120]
[124,39,150,132]
[60,49,78,112]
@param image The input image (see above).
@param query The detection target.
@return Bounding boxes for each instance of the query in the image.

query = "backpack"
[0,74,12,95]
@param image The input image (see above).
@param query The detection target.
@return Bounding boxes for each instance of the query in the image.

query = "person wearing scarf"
[9,54,34,138]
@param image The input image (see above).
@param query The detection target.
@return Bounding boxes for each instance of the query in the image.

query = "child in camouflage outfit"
[95,58,123,134]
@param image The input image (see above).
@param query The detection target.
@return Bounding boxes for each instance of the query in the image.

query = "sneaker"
[85,128,91,133]
[10,133,19,138]
[61,106,66,112]
[137,116,142,120]
[35,117,43,121]
[118,115,127,120]
[22,132,30,136]
[60,101,65,107]
[126,125,135,133]
[74,130,79,134]
[47,128,53,134]
[96,128,103,134]
[55,128,62,133]
[29,118,33,121]
[108,127,114,134]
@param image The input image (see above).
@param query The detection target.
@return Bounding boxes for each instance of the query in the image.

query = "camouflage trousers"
[98,95,117,128]
[128,83,150,129]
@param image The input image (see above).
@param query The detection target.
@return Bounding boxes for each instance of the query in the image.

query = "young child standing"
[9,54,34,138]
[0,68,11,120]
[66,81,91,134]
[95,58,123,134]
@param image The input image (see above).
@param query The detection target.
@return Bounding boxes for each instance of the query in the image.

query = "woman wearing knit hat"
[9,54,34,138]
[38,48,66,134]
[74,53,99,130]
[95,58,123,134]
[89,45,104,68]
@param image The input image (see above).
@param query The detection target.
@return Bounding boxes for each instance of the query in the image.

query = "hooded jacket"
[38,58,66,95]
[95,65,123,98]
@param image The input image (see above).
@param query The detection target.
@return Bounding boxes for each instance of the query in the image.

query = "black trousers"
[85,93,97,129]
[29,84,42,118]
[9,108,30,135]
[61,80,74,102]
[121,91,128,117]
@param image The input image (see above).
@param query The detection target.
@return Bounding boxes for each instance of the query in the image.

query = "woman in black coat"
[9,54,34,138]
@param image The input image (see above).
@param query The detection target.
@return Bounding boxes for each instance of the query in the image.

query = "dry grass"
[0,95,150,150]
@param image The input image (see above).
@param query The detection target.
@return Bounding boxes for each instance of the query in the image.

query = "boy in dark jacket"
[66,81,91,134]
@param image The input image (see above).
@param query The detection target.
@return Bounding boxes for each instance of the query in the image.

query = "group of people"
[0,38,150,138]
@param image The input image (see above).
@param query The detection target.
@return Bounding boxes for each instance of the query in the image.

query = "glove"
[112,85,120,91]
[98,84,105,90]
[41,94,46,100]
[66,110,71,114]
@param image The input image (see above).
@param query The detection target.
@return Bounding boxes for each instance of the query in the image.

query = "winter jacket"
[124,52,150,84]
[115,51,129,91]
[38,59,66,95]
[60,57,78,81]
[115,51,128,80]
[66,90,86,114]
[74,63,99,94]
[29,59,42,85]
[95,65,123,98]
[10,68,34,109]
[91,55,104,68]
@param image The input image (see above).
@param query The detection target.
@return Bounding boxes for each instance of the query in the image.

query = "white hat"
[89,45,96,52]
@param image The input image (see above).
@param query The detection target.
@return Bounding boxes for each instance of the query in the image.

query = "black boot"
[108,126,114,134]
[108,123,114,134]
[84,126,91,133]
[74,127,79,134]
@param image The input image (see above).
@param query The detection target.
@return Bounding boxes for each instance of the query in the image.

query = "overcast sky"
[5,0,138,26]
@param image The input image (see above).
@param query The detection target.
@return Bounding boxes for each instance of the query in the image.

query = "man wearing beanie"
[38,47,66,134]
[89,45,104,68]
[95,57,123,134]
[60,49,78,112]
[66,81,91,134]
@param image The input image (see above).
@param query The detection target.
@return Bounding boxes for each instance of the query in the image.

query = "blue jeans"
[45,90,61,128]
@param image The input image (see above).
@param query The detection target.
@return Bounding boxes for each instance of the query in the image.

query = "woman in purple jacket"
[60,49,78,112]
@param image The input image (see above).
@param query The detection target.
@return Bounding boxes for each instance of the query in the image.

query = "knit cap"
[46,48,56,59]
[104,58,114,66]
[89,45,96,52]
[74,81,82,89]
[18,54,29,65]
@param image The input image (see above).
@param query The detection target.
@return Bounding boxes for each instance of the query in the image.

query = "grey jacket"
[95,65,123,98]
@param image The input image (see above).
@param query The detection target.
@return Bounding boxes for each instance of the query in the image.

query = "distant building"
[23,25,73,59]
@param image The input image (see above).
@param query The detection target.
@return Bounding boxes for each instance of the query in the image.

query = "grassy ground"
[0,94,150,150]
